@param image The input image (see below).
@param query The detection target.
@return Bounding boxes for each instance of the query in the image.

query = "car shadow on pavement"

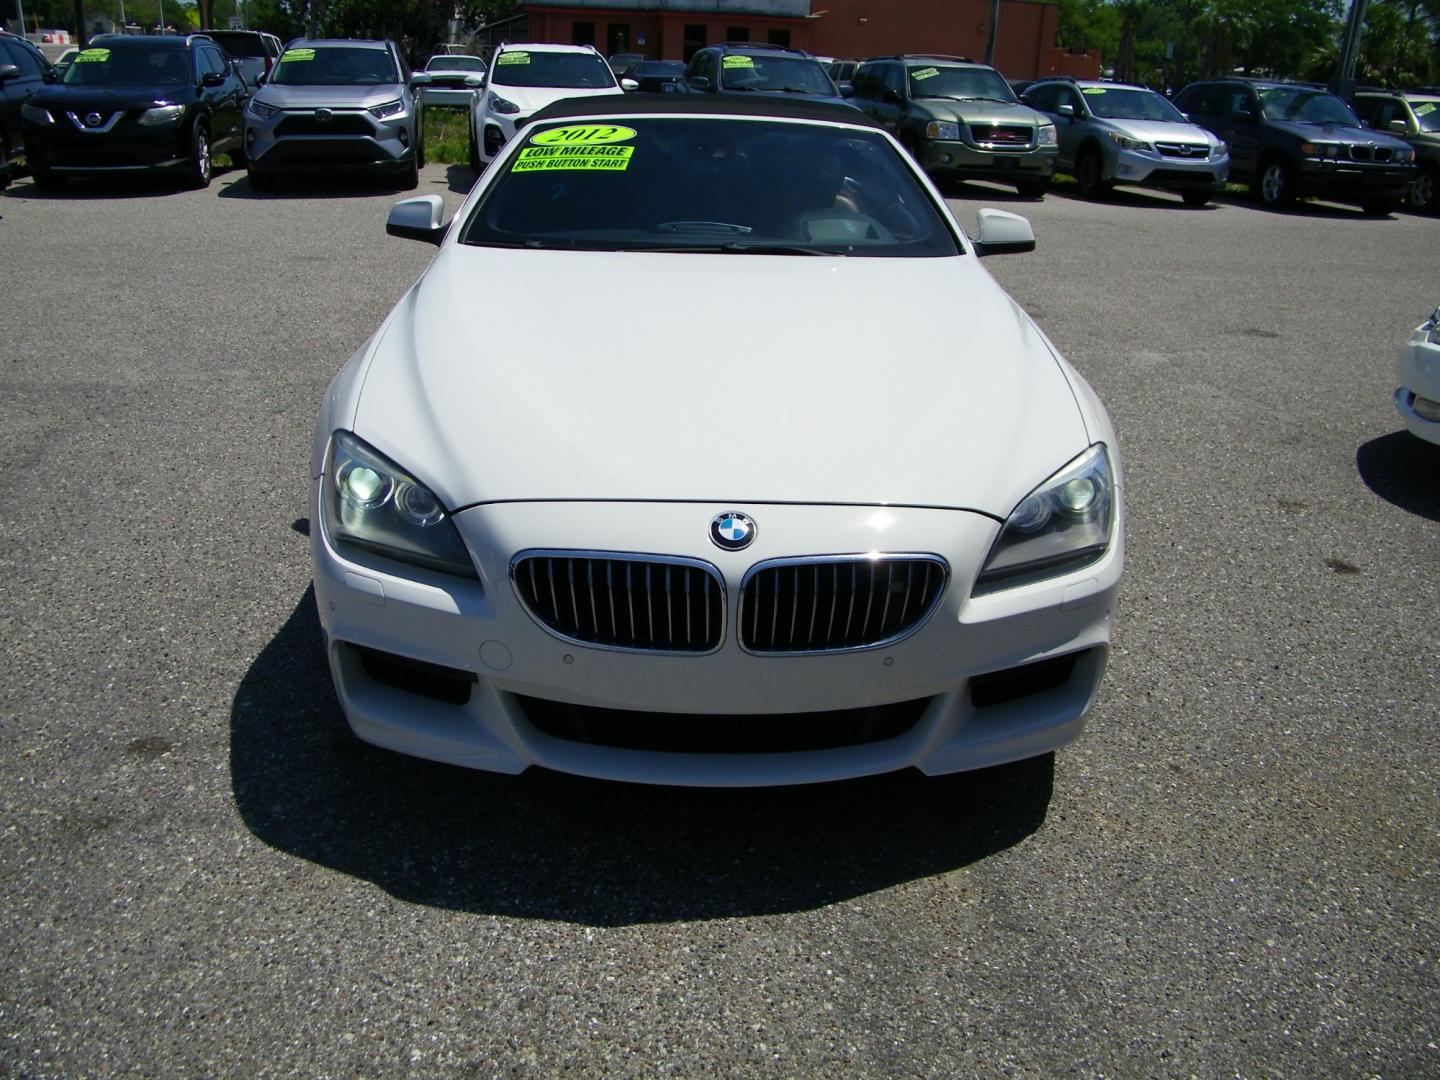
[1047,183,1220,211]
[0,168,242,200]
[445,164,478,194]
[1356,431,1440,522]
[216,173,422,200]
[230,586,1055,926]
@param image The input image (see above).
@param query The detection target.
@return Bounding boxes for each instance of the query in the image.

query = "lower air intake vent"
[513,552,724,653]
[740,555,948,654]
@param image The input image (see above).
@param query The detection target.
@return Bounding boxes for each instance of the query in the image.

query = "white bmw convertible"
[310,96,1125,786]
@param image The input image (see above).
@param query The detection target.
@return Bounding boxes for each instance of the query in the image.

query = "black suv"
[679,43,852,108]
[0,30,56,189]
[1172,78,1416,213]
[21,34,249,190]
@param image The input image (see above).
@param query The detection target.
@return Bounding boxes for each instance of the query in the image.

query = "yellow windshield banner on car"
[1416,103,1437,116]
[1082,86,1107,94]
[74,48,111,63]
[722,55,755,68]
[281,48,315,61]
[531,124,637,146]
[513,145,634,172]
[498,52,530,65]
[911,67,939,80]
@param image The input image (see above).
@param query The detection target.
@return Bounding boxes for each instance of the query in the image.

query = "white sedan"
[1395,306,1440,445]
[311,96,1125,786]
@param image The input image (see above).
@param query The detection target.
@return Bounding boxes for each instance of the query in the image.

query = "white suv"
[468,43,624,170]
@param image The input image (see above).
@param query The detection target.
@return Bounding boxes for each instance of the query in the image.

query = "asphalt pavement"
[1,164,1437,1077]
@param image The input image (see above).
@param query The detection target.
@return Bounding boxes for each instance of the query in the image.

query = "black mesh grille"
[1155,142,1210,158]
[513,554,723,653]
[740,556,947,654]
[275,114,375,136]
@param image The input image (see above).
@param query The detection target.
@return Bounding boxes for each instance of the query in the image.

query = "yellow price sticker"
[911,67,939,80]
[513,145,635,172]
[281,48,315,61]
[722,55,755,69]
[1082,86,1107,95]
[498,52,530,65]
[532,124,637,146]
[74,48,111,63]
[1415,103,1436,117]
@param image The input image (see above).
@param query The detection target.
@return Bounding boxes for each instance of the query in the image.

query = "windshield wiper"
[657,220,753,235]
[626,243,848,256]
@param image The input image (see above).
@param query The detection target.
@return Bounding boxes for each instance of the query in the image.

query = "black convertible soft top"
[529,93,884,130]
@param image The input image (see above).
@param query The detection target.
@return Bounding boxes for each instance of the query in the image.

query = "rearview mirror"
[972,208,1036,257]
[689,75,712,91]
[463,74,485,88]
[387,194,447,245]
[620,77,639,91]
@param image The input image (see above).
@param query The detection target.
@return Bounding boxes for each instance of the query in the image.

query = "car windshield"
[908,65,1015,103]
[1413,100,1440,132]
[717,55,835,96]
[61,45,191,86]
[635,62,684,78]
[1081,86,1186,122]
[1258,87,1359,126]
[462,117,958,258]
[269,46,398,86]
[491,51,617,89]
[428,56,485,72]
[208,33,268,58]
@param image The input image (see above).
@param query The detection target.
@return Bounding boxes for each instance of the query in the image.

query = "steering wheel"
[785,210,897,245]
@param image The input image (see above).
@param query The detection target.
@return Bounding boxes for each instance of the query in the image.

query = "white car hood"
[486,83,616,115]
[352,249,1088,515]
[1110,118,1215,146]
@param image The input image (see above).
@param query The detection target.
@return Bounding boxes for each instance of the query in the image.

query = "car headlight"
[247,98,279,120]
[1428,307,1440,345]
[973,444,1114,595]
[1108,131,1150,152]
[322,431,477,580]
[1394,148,1414,163]
[137,104,185,127]
[20,102,53,125]
[368,98,404,119]
[489,93,521,115]
[1212,140,1228,158]
[926,121,961,141]
[1037,124,1057,147]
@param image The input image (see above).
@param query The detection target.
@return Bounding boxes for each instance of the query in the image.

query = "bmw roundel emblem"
[710,512,756,551]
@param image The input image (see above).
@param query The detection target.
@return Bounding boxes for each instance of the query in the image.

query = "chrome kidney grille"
[740,555,948,654]
[512,552,724,653]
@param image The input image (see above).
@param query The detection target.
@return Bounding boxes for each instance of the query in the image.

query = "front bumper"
[1110,146,1228,189]
[419,85,475,108]
[1395,326,1440,445]
[24,118,190,174]
[246,107,415,174]
[311,494,1124,786]
[1293,158,1415,203]
[916,139,1057,183]
[476,108,529,165]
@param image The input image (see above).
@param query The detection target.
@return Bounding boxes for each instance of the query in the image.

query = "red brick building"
[507,0,1099,81]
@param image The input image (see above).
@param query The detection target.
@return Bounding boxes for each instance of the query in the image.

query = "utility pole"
[1333,0,1369,100]
[985,0,1000,64]
[73,0,86,45]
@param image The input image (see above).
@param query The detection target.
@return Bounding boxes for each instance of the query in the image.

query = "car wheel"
[1075,147,1106,198]
[1358,197,1398,217]
[1255,157,1294,209]
[397,155,419,191]
[1016,178,1048,199]
[1408,167,1436,213]
[187,124,212,190]
[1181,189,1211,207]
[0,136,10,191]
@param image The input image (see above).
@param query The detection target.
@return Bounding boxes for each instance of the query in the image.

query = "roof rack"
[717,42,798,52]
[899,53,975,63]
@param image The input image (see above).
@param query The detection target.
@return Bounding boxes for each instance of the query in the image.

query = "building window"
[608,23,630,55]
[683,24,707,61]
[726,26,748,43]
[571,21,595,46]
[768,29,791,48]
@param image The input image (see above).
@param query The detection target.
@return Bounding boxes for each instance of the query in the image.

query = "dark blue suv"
[679,43,855,109]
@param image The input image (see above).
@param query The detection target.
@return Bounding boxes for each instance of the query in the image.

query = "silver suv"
[243,38,427,189]
[1023,78,1229,206]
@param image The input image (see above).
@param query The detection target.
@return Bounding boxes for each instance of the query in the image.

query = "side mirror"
[43,67,59,83]
[972,208,1036,257]
[689,75,711,91]
[0,63,21,83]
[1058,103,1075,117]
[1388,118,1409,133]
[387,194,447,245]
[883,89,902,105]
[1233,108,1254,124]
[411,72,432,85]
[620,77,639,91]
[463,74,485,88]
[840,83,855,98]
[201,72,226,87]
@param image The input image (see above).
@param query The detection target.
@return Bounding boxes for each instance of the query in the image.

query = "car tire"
[1181,189,1211,207]
[1408,167,1436,213]
[1016,178,1048,199]
[247,167,273,192]
[397,155,419,191]
[1255,156,1295,209]
[1075,147,1107,198]
[229,141,247,168]
[415,123,426,171]
[0,136,10,191]
[31,168,64,192]
[187,124,213,190]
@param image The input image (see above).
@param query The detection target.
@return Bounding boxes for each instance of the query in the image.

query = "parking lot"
[1,164,1436,1075]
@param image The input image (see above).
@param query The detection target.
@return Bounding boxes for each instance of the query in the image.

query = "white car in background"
[313,97,1124,787]
[1396,305,1440,445]
[468,42,630,170]
[415,53,486,108]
